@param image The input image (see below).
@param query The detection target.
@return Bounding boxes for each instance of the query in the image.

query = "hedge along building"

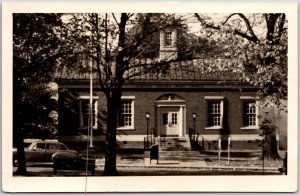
[55,27,287,152]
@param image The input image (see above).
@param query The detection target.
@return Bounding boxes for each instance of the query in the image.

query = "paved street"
[13,166,281,177]
[13,150,285,177]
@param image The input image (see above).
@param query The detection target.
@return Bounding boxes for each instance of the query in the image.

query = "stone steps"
[155,137,204,161]
[158,150,204,161]
[159,137,192,151]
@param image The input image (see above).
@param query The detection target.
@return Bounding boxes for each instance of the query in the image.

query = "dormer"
[159,27,178,61]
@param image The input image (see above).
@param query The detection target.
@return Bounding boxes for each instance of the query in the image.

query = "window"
[243,101,258,128]
[205,96,224,129]
[208,101,222,127]
[171,113,177,125]
[240,96,259,129]
[118,96,135,130]
[79,96,98,129]
[165,31,172,46]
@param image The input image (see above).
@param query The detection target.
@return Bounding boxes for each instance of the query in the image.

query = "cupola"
[159,27,178,61]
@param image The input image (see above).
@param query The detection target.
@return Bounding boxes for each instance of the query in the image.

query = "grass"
[204,158,283,168]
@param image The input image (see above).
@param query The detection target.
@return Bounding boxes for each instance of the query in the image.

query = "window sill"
[205,126,223,130]
[79,127,98,130]
[117,127,135,131]
[240,126,259,130]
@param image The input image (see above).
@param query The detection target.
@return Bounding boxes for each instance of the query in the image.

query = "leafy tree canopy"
[13,14,65,140]
[194,13,287,107]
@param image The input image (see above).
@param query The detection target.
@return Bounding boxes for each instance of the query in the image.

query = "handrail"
[144,135,155,150]
[188,127,219,150]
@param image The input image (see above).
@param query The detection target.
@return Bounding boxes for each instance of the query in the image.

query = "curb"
[96,164,281,172]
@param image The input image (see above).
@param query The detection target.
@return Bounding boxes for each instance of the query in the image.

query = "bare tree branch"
[276,14,286,43]
[237,14,259,42]
[195,13,259,43]
[222,13,238,25]
[127,13,135,18]
[194,13,220,30]
[233,29,259,42]
[111,13,119,25]
[265,13,281,42]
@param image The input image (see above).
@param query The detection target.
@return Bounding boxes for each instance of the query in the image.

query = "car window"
[47,144,57,150]
[45,143,68,150]
[32,143,45,151]
[56,144,68,150]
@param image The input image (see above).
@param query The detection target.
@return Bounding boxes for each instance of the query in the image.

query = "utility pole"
[89,59,94,148]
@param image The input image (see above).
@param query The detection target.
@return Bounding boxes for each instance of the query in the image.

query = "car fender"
[52,150,79,162]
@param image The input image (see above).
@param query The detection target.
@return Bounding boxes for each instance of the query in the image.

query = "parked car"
[52,152,95,176]
[13,141,95,175]
[13,141,78,167]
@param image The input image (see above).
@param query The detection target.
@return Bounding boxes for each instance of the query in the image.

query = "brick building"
[56,28,287,152]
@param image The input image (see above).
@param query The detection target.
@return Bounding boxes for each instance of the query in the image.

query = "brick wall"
[58,88,286,150]
[96,90,261,135]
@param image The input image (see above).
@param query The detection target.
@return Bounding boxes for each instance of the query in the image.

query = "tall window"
[243,101,257,127]
[165,31,172,46]
[79,97,98,129]
[208,101,222,127]
[205,96,224,129]
[118,96,135,129]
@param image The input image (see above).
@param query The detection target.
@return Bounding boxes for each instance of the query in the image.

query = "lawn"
[204,157,284,168]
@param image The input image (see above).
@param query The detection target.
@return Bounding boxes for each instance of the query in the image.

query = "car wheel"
[53,165,57,175]
[91,167,95,176]
[13,159,18,167]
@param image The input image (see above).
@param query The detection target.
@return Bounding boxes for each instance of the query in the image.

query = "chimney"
[159,27,178,61]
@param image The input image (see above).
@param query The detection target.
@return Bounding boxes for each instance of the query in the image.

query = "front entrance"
[160,107,180,136]
[155,94,186,138]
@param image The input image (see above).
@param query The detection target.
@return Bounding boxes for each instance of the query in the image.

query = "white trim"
[205,99,224,129]
[59,134,279,142]
[241,99,260,129]
[79,95,99,99]
[156,104,186,138]
[121,96,135,100]
[116,135,151,142]
[179,106,183,137]
[199,134,279,141]
[117,96,135,130]
[117,127,135,131]
[204,96,224,100]
[240,96,260,100]
[205,127,223,130]
[155,100,186,104]
[255,101,260,128]
[240,126,259,130]
[156,103,186,108]
[79,96,98,129]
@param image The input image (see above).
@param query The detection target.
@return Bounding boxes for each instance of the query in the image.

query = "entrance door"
[160,107,180,136]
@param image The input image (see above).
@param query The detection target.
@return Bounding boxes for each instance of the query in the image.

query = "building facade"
[56,29,287,152]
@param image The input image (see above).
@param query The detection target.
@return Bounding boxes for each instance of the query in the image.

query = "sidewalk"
[91,149,286,174]
[95,157,282,173]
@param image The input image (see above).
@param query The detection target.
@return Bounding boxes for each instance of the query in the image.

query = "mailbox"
[150,145,159,164]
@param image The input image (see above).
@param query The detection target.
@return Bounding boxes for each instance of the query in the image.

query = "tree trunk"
[14,129,27,175]
[102,91,121,176]
[264,130,281,160]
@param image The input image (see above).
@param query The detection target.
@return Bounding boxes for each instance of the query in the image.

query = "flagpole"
[89,59,94,148]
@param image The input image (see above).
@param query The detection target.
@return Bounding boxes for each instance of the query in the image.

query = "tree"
[126,20,221,60]
[194,13,287,160]
[13,14,66,175]
[194,13,287,107]
[258,115,281,161]
[60,13,198,175]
